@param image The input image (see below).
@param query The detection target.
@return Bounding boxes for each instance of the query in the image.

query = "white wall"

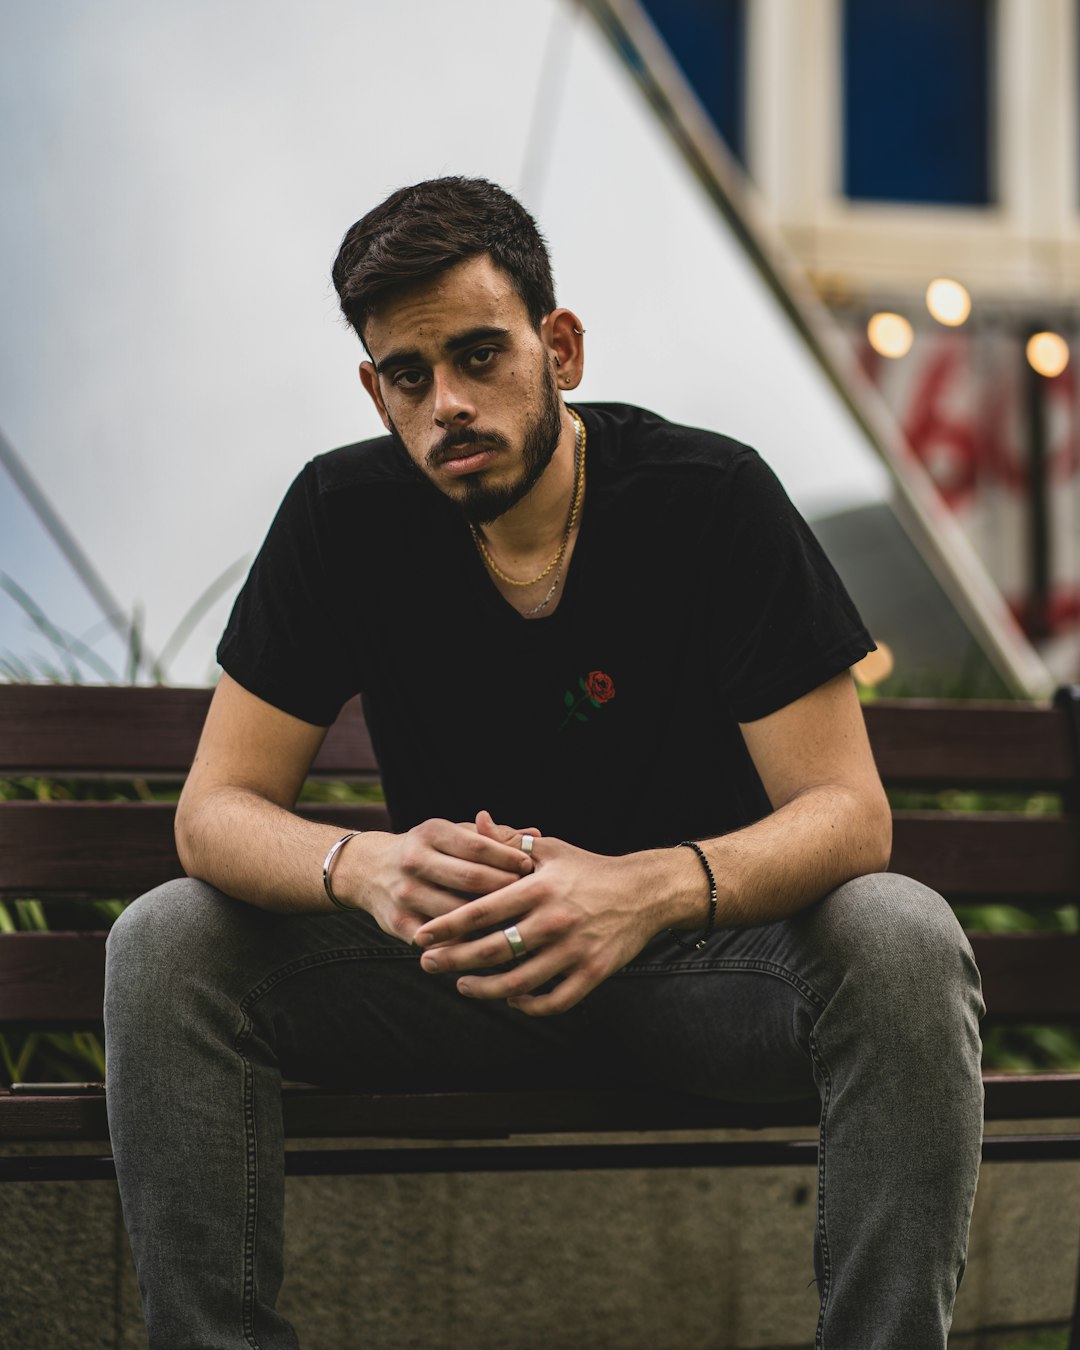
[2,0,893,684]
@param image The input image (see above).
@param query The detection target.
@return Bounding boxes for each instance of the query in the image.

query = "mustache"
[427,427,510,469]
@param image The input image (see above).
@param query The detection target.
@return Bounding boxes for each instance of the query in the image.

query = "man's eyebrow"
[374,327,511,374]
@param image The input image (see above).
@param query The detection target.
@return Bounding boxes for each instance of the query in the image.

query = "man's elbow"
[174,786,211,877]
[862,786,893,875]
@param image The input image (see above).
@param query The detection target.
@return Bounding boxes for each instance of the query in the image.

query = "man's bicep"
[738,672,885,813]
[182,671,330,811]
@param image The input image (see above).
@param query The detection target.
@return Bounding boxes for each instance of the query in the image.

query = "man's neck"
[475,406,581,564]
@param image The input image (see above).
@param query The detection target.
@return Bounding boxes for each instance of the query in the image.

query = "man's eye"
[467,347,497,370]
[393,370,428,390]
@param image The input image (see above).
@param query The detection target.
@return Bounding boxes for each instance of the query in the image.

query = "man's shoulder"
[579,403,756,477]
[302,432,419,499]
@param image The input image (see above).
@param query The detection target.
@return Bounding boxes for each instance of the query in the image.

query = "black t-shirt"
[218,403,873,856]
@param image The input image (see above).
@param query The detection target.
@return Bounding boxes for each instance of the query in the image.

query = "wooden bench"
[2,683,1080,1335]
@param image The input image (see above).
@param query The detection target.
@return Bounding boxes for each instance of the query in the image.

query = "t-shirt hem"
[729,632,874,724]
[217,645,343,727]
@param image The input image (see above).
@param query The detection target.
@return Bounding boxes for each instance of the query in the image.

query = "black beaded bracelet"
[669,840,718,952]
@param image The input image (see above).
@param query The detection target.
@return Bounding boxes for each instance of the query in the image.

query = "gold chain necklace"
[470,409,586,588]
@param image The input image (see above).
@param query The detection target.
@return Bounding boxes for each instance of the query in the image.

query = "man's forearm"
[175,785,390,914]
[640,784,893,935]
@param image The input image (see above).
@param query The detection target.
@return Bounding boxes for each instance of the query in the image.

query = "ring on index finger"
[503,924,527,959]
[520,834,534,856]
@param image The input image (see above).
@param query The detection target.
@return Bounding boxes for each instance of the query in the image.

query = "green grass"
[994,1332,1069,1350]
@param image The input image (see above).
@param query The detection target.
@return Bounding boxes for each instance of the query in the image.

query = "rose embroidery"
[560,670,616,730]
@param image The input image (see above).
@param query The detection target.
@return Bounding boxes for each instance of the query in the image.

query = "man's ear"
[359,361,391,430]
[541,309,585,391]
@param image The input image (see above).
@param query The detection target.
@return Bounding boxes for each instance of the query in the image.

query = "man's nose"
[431,369,475,428]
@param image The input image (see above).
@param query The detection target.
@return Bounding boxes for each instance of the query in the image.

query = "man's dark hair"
[332,177,556,346]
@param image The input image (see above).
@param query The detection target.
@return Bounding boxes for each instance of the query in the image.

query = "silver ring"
[503,924,527,959]
[520,834,534,856]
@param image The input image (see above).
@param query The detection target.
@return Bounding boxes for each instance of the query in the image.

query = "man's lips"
[436,444,500,476]
[437,448,496,475]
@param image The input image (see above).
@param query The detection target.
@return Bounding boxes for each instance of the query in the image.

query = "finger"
[396,885,467,933]
[421,852,530,898]
[475,810,543,855]
[414,880,534,947]
[475,810,531,871]
[507,969,596,1017]
[456,946,568,1002]
[419,925,529,974]
[475,808,499,839]
[428,819,532,875]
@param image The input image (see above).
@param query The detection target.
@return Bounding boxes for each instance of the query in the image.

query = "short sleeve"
[709,451,873,723]
[216,463,359,725]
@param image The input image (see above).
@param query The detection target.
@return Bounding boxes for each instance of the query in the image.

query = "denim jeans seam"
[235,1009,261,1350]
[614,955,829,1011]
[232,944,417,1346]
[809,1027,833,1349]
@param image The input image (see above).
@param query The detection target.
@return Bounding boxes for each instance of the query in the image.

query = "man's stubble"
[385,362,564,527]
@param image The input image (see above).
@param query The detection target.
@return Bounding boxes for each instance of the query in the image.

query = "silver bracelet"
[322,830,362,910]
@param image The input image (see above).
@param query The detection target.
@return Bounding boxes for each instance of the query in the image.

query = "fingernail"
[520,857,533,873]
[414,932,434,948]
[421,954,439,972]
[458,980,473,997]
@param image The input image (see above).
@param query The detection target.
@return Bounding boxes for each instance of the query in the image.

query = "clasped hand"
[375,809,659,1015]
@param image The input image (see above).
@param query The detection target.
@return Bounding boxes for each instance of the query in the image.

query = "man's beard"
[385,366,564,526]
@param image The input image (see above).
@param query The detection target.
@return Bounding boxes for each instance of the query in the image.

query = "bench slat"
[0,801,391,897]
[0,686,378,777]
[0,932,106,1026]
[890,814,1080,902]
[1,1073,1078,1144]
[3,803,1075,902]
[1,686,1074,789]
[863,699,1075,788]
[970,933,1080,1019]
[3,929,1076,1029]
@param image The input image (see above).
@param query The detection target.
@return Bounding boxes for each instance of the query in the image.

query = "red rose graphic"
[560,670,616,730]
[585,671,615,704]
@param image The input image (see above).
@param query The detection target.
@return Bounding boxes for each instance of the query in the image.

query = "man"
[105,177,984,1349]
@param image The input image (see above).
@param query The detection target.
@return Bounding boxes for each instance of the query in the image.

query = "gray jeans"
[103,872,984,1349]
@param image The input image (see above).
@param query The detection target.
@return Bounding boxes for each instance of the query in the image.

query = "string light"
[926,279,971,327]
[867,313,914,359]
[1026,331,1069,378]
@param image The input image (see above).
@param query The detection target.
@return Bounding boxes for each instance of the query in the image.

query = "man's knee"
[105,877,241,1015]
[809,872,984,1020]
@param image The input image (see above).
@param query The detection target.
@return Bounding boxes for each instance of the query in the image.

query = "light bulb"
[867,313,914,359]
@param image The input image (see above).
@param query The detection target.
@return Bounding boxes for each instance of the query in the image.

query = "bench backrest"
[1,685,1078,1029]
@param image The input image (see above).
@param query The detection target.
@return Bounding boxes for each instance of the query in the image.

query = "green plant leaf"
[152,554,251,680]
[575,712,588,723]
[578,676,587,691]
[564,691,574,707]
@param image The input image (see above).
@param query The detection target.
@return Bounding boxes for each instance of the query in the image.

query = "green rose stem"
[559,687,601,731]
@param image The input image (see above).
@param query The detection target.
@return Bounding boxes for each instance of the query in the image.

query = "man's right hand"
[340,811,537,945]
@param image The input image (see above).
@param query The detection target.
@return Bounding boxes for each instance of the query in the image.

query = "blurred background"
[1,0,1074,698]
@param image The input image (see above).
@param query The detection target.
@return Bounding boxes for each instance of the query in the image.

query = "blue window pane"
[641,0,746,164]
[843,0,992,205]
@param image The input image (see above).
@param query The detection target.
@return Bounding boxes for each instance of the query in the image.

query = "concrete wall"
[2,1124,1077,1348]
